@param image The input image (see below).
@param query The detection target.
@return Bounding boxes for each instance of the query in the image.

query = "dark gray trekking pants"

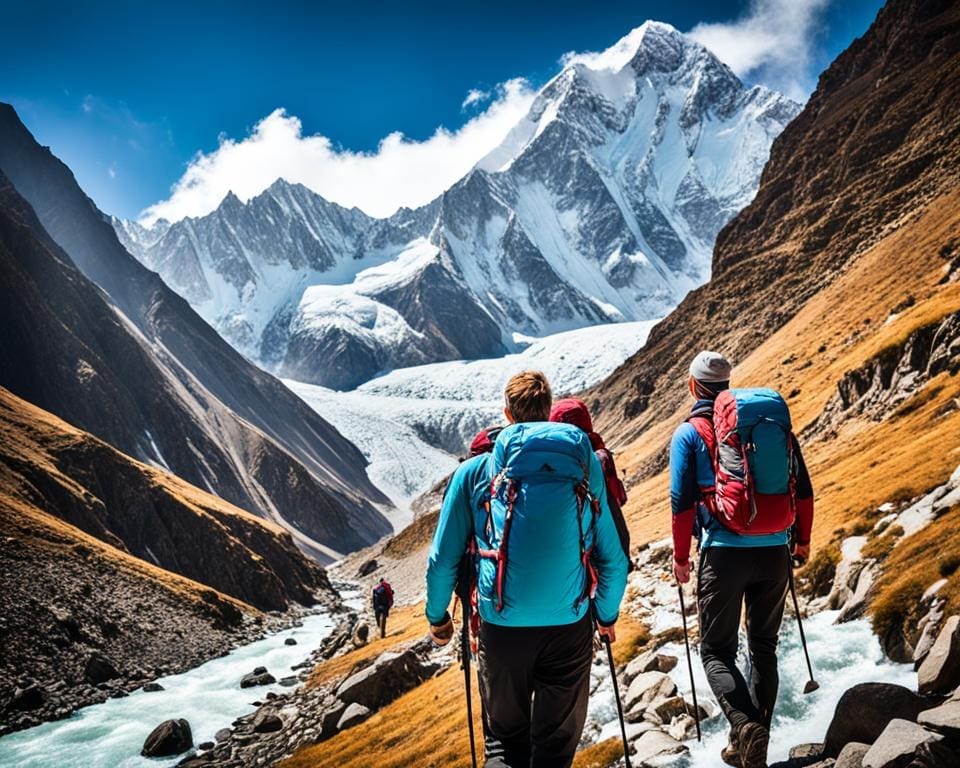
[477,612,593,768]
[698,545,790,730]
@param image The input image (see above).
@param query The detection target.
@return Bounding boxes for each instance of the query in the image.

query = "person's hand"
[596,622,616,644]
[674,558,691,584]
[428,612,454,647]
[792,543,811,567]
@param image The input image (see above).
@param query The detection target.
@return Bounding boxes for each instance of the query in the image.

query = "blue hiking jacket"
[426,422,628,627]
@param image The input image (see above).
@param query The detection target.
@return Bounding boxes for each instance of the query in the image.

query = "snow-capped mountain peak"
[117,21,800,391]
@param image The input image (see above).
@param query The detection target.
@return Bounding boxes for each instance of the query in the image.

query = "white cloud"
[687,0,830,102]
[141,79,534,225]
[107,162,117,179]
[462,88,491,110]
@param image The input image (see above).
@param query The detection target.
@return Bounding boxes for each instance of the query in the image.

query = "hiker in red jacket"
[372,578,394,638]
[549,398,630,559]
[670,350,814,768]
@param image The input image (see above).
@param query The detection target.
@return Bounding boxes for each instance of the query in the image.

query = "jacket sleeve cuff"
[595,612,618,628]
[795,496,814,545]
[672,508,695,563]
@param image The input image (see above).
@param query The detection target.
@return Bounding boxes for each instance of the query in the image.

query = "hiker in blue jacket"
[671,351,814,768]
[426,370,629,768]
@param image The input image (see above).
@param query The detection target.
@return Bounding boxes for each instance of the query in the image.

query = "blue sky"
[1,0,884,221]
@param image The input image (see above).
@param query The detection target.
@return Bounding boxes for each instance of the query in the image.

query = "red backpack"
[687,388,798,535]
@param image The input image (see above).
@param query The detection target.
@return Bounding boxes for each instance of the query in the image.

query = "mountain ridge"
[0,114,393,558]
[116,21,799,390]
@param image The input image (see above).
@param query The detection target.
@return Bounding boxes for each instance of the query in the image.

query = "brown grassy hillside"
[0,386,330,612]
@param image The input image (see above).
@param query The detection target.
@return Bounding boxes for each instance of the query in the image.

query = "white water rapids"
[587,610,915,767]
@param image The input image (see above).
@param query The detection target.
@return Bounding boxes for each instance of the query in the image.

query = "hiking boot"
[736,722,769,768]
[721,741,741,767]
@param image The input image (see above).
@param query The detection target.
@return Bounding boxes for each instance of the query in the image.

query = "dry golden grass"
[872,504,960,644]
[573,738,625,768]
[284,664,482,768]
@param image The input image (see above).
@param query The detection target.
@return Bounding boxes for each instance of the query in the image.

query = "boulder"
[624,671,677,712]
[917,699,960,737]
[252,708,284,734]
[918,616,960,695]
[141,718,193,757]
[835,742,870,768]
[352,623,370,647]
[279,676,298,687]
[214,728,231,743]
[240,670,276,688]
[197,741,214,750]
[668,713,698,741]
[914,598,946,668]
[9,684,44,711]
[357,559,378,577]
[336,647,439,710]
[320,701,348,738]
[654,696,690,724]
[142,682,164,693]
[337,702,371,730]
[623,650,679,683]
[861,719,942,768]
[631,729,687,763]
[284,638,297,646]
[791,743,826,761]
[83,652,119,684]
[824,683,933,755]
[832,744,867,768]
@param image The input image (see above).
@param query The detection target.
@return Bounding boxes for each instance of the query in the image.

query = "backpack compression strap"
[477,471,519,613]
[574,478,602,611]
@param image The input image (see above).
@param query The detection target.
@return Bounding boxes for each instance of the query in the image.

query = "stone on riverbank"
[824,683,932,755]
[917,616,960,695]
[835,742,870,768]
[240,668,276,688]
[624,671,676,711]
[141,718,193,757]
[917,699,960,737]
[861,719,942,768]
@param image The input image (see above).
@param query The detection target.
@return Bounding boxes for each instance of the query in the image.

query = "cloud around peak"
[140,78,534,225]
[687,0,830,102]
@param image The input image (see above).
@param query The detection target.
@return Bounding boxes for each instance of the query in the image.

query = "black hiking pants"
[374,608,388,638]
[477,612,593,768]
[698,545,790,731]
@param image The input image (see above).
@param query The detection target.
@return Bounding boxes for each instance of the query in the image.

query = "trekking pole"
[787,554,820,694]
[601,634,633,768]
[677,585,702,741]
[459,598,478,768]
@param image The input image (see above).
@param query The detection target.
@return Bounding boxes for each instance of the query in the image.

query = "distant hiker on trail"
[550,397,631,559]
[425,370,629,768]
[372,578,394,639]
[670,351,814,768]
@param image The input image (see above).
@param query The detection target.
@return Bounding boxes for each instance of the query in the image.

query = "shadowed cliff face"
[0,386,331,613]
[590,0,960,445]
[0,111,394,555]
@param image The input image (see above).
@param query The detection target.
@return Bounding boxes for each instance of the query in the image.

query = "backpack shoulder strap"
[686,414,716,456]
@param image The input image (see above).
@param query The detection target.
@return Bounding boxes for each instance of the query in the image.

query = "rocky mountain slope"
[586,0,960,556]
[0,387,338,734]
[116,22,798,390]
[0,110,393,558]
